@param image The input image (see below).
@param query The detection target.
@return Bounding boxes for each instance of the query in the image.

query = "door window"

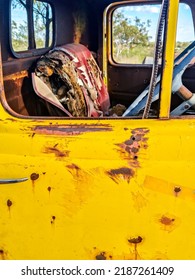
[112,3,194,64]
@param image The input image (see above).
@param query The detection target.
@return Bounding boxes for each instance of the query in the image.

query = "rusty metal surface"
[1,116,195,260]
[34,123,113,135]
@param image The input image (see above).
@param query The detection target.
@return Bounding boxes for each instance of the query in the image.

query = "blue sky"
[12,7,27,24]
[116,3,194,42]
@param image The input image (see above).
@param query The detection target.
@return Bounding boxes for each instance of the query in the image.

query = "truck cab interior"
[1,0,195,119]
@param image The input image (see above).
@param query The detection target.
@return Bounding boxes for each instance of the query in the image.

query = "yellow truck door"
[0,0,195,261]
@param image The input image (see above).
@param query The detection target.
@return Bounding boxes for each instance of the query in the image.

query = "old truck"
[0,0,195,260]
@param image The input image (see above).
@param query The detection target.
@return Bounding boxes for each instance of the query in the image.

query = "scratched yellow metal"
[1,0,195,261]
[0,110,195,260]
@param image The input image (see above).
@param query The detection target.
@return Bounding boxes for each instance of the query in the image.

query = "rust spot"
[31,173,39,191]
[132,128,149,134]
[51,216,56,224]
[174,186,181,196]
[30,173,39,181]
[96,252,106,260]
[128,236,143,260]
[128,236,143,244]
[0,249,5,260]
[107,167,134,184]
[7,199,12,208]
[34,124,112,136]
[160,216,175,226]
[44,147,70,158]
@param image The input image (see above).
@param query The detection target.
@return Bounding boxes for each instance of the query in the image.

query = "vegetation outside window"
[112,3,194,64]
[11,0,53,53]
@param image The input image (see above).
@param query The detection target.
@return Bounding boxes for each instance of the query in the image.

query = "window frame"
[107,0,195,67]
[110,2,161,66]
[9,0,55,59]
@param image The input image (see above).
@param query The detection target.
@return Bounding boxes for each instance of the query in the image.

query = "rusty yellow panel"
[0,112,195,260]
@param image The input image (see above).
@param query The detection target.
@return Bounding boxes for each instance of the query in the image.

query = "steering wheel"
[123,41,195,117]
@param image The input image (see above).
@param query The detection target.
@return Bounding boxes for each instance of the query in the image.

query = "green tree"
[113,10,151,60]
[12,20,28,51]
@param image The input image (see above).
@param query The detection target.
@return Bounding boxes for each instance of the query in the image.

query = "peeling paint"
[107,167,134,184]
[33,124,112,136]
[116,128,149,166]
[110,128,149,184]
[44,147,70,158]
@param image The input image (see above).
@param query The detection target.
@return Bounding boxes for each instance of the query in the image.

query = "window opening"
[112,3,194,65]
[11,0,53,53]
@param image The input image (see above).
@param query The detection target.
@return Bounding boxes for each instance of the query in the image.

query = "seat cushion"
[32,43,110,117]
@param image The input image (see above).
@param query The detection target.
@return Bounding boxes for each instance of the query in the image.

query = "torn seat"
[32,43,110,117]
